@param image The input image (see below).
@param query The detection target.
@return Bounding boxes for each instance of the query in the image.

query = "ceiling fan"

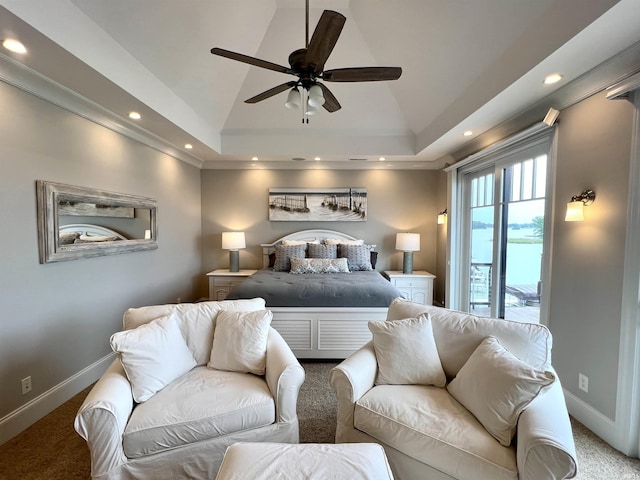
[210,0,402,117]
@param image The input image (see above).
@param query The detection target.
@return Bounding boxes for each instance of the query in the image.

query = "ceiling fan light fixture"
[306,103,320,115]
[307,84,325,107]
[285,87,301,110]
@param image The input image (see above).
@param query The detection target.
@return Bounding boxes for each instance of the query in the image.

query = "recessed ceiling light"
[2,38,27,54]
[463,130,473,137]
[128,111,141,120]
[251,156,259,161]
[544,73,563,85]
[379,157,386,161]
[184,144,193,149]
[314,157,321,161]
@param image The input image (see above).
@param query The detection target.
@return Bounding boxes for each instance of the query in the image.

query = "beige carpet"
[1,361,638,479]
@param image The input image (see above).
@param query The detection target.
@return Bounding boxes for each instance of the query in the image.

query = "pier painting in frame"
[269,188,367,222]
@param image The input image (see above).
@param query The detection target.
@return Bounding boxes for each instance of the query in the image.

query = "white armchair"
[330,299,577,480]
[75,299,305,480]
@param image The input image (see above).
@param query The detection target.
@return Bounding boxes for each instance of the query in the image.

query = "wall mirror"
[36,180,157,263]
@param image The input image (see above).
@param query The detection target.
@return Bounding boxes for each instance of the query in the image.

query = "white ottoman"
[215,442,395,480]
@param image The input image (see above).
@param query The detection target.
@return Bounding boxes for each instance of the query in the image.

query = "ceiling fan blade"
[323,67,402,82]
[245,81,298,104]
[211,47,291,75]
[306,10,346,72]
[317,83,341,112]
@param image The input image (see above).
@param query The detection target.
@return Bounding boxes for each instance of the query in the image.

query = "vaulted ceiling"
[2,0,640,169]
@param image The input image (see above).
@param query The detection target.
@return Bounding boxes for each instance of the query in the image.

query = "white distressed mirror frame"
[36,180,158,263]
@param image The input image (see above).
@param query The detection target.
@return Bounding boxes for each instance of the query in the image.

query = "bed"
[226,229,404,359]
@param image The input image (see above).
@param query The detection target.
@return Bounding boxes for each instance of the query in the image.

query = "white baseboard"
[0,353,115,446]
[564,388,617,449]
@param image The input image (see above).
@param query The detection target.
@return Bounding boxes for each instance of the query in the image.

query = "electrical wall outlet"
[21,376,32,395]
[578,373,589,393]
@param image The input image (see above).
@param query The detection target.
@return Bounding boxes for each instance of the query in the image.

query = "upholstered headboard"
[260,229,375,268]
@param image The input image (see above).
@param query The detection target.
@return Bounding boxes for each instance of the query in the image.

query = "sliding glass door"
[459,141,550,323]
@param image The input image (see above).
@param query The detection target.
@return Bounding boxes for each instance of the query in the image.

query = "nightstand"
[384,270,436,305]
[206,269,257,301]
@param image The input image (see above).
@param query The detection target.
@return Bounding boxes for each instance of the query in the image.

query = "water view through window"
[468,154,547,322]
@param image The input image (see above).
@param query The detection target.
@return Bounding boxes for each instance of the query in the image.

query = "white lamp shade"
[306,102,320,115]
[396,232,420,251]
[222,231,246,250]
[285,87,301,110]
[307,84,325,107]
[437,213,446,225]
[565,201,584,222]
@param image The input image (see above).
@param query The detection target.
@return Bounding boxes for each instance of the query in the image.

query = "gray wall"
[0,81,202,418]
[200,169,446,297]
[549,91,634,419]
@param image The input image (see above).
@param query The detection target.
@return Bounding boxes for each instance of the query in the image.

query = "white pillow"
[447,336,556,446]
[209,310,273,375]
[281,239,319,246]
[110,313,197,403]
[323,238,364,245]
[368,315,446,387]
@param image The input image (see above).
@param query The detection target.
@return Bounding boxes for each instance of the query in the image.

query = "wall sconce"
[396,232,420,274]
[222,231,246,272]
[437,209,447,225]
[565,190,595,222]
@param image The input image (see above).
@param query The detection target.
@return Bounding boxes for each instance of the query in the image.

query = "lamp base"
[229,250,240,273]
[402,252,414,274]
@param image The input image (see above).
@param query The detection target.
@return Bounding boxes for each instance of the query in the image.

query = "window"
[448,125,554,324]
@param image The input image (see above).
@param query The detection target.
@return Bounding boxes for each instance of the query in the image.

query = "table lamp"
[396,232,420,274]
[222,231,246,272]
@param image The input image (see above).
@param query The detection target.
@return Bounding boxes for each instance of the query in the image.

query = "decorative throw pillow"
[368,315,446,387]
[208,310,273,375]
[307,243,338,259]
[340,244,373,271]
[290,257,350,274]
[110,313,197,403]
[323,238,364,245]
[447,336,556,446]
[273,244,307,271]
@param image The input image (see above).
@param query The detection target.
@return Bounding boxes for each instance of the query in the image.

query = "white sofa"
[330,298,577,480]
[75,298,305,480]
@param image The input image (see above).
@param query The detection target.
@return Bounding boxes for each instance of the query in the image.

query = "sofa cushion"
[209,310,272,375]
[355,385,518,480]
[123,366,275,458]
[110,313,197,403]
[368,315,445,387]
[386,299,552,377]
[447,336,556,446]
[122,298,266,366]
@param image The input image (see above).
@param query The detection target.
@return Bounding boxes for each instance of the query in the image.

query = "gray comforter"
[226,269,404,307]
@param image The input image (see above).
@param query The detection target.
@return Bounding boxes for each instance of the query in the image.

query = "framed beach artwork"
[269,188,367,222]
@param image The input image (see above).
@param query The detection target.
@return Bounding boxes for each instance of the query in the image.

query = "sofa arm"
[517,377,578,480]
[265,328,305,424]
[74,358,134,477]
[329,341,378,437]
